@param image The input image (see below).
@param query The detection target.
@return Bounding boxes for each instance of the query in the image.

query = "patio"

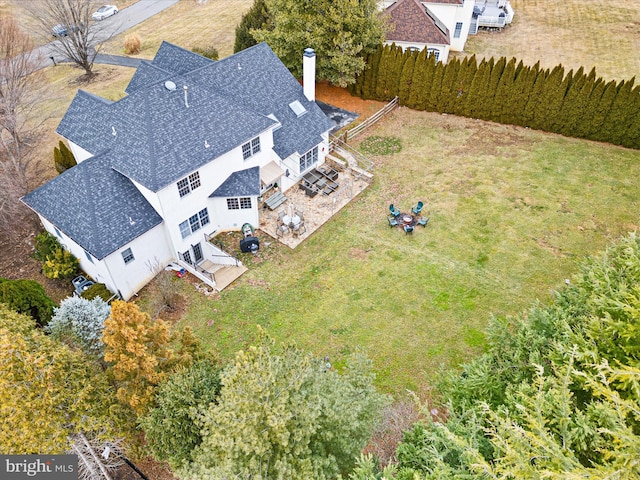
[259,166,371,249]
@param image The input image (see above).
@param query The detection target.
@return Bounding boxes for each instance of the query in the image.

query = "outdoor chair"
[404,224,414,234]
[389,204,400,217]
[412,201,424,215]
[293,221,306,236]
[387,216,398,227]
[276,224,289,238]
[417,216,429,227]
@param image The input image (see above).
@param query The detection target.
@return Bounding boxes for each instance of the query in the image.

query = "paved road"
[36,0,179,68]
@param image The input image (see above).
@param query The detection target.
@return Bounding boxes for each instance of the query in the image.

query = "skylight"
[289,100,307,117]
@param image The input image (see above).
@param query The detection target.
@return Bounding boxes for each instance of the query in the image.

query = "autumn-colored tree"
[102,301,174,416]
[0,304,120,454]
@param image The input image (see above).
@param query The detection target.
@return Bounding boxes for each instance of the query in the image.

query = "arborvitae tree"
[426,59,445,111]
[415,52,438,111]
[556,66,587,137]
[572,77,605,139]
[491,57,516,121]
[451,54,477,116]
[599,77,636,145]
[464,58,492,118]
[53,140,76,173]
[437,56,460,113]
[234,0,270,53]
[397,49,417,105]
[362,45,383,99]
[388,45,408,100]
[405,48,429,109]
[530,64,566,131]
[507,61,538,126]
[618,84,640,149]
[375,44,394,101]
[476,56,506,121]
[521,67,549,127]
[587,79,618,141]
[0,277,55,327]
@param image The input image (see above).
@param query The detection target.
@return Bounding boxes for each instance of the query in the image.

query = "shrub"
[0,277,56,327]
[42,248,79,280]
[191,45,219,60]
[123,33,141,55]
[53,140,77,174]
[32,231,60,262]
[46,296,110,356]
[82,283,116,303]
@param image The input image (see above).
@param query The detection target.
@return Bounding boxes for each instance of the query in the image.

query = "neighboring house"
[382,0,513,62]
[22,42,333,300]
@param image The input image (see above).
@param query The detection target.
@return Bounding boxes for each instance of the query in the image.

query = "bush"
[191,45,219,60]
[124,33,141,55]
[53,140,77,174]
[32,231,60,262]
[46,296,110,356]
[0,277,56,327]
[82,283,116,303]
[42,248,79,280]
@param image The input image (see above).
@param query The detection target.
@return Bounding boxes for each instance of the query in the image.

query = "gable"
[387,0,450,45]
[210,166,260,198]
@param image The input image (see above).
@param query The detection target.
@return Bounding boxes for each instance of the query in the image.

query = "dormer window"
[177,171,201,197]
[242,137,261,160]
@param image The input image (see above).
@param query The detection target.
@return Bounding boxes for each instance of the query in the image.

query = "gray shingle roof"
[125,60,172,94]
[210,166,260,197]
[150,41,215,75]
[22,154,162,260]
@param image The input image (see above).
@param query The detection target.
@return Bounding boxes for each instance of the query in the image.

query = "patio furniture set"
[299,166,340,197]
[276,206,307,238]
[388,201,429,234]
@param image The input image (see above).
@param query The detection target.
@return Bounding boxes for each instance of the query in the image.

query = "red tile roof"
[386,0,450,46]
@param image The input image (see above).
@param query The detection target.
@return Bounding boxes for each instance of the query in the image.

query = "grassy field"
[461,0,640,82]
[174,111,640,395]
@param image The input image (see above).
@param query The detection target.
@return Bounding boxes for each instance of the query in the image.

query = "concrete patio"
[259,167,371,249]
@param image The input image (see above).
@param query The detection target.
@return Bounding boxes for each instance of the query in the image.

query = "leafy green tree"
[252,0,387,87]
[46,296,110,356]
[0,277,55,326]
[598,77,636,145]
[437,56,460,113]
[178,331,388,480]
[463,58,492,118]
[490,57,516,120]
[363,44,384,99]
[31,230,60,262]
[425,60,445,112]
[233,0,270,53]
[141,360,221,470]
[53,140,76,174]
[397,49,417,105]
[0,304,121,454]
[586,79,618,140]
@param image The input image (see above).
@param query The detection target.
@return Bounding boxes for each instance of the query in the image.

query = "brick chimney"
[303,48,315,102]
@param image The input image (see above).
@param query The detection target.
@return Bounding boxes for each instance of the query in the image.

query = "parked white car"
[92,5,118,21]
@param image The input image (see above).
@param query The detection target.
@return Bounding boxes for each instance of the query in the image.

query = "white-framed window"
[179,208,210,239]
[427,48,440,62]
[454,22,463,39]
[177,171,201,197]
[242,137,261,160]
[299,146,318,172]
[122,248,135,264]
[227,197,252,210]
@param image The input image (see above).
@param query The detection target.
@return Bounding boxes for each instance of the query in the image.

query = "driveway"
[35,0,180,68]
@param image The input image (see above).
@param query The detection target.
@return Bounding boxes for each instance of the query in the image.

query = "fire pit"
[402,215,414,226]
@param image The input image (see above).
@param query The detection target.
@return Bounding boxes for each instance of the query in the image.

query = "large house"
[382,0,514,62]
[22,42,333,300]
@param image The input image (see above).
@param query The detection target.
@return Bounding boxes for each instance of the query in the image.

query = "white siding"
[67,140,93,163]
[424,0,474,52]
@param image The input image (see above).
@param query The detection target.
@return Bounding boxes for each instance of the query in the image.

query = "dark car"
[51,23,82,37]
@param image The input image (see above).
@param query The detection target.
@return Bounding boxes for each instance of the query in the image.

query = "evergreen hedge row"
[348,44,640,150]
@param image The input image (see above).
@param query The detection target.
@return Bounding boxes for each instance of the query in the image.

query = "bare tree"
[27,0,115,76]
[0,15,48,238]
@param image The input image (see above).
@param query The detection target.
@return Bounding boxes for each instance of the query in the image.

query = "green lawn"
[176,110,640,395]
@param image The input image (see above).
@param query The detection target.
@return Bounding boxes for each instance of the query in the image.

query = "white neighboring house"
[22,42,333,300]
[382,0,513,62]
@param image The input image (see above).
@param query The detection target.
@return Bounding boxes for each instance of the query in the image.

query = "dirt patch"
[348,247,371,261]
